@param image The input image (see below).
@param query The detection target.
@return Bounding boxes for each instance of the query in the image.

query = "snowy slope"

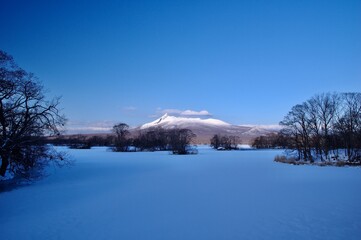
[138,114,279,143]
[140,113,231,129]
[1,147,360,240]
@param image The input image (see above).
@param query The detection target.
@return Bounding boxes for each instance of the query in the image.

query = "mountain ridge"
[135,114,280,144]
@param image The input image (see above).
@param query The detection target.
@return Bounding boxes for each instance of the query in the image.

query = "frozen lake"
[1,146,360,240]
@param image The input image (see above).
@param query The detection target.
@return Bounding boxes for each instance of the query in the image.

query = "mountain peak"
[136,114,280,144]
[156,113,169,124]
[140,114,230,130]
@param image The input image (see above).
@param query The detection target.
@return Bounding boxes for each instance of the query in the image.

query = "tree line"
[112,123,197,154]
[48,134,115,149]
[278,92,361,164]
[210,134,240,150]
[211,133,289,150]
[252,133,289,149]
[50,124,198,155]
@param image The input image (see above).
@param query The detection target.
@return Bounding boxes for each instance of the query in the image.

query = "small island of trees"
[51,125,198,155]
[210,134,239,150]
[112,124,197,155]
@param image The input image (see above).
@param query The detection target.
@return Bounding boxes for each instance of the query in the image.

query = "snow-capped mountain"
[136,114,280,144]
[140,113,231,129]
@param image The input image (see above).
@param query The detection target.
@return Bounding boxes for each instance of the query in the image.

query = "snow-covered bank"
[275,150,361,166]
[1,147,360,240]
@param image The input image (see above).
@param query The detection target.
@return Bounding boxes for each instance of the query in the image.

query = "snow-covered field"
[1,146,360,240]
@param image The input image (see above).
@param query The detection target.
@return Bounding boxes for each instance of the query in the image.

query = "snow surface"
[1,147,361,240]
[140,113,231,129]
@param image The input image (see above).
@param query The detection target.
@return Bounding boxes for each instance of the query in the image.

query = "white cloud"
[180,110,211,116]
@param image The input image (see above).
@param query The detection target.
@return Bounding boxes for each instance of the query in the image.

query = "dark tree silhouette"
[252,133,288,149]
[279,92,361,164]
[210,134,221,149]
[335,93,361,161]
[133,127,168,151]
[210,134,239,150]
[0,50,66,178]
[112,123,130,152]
[168,128,196,154]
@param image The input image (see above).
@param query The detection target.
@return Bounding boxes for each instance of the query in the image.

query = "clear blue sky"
[1,0,360,132]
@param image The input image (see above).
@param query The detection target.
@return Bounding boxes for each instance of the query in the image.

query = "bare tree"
[112,123,130,152]
[0,50,66,178]
[336,93,361,161]
[210,134,221,149]
[252,133,287,149]
[210,134,240,150]
[229,136,240,149]
[279,92,361,164]
[304,98,322,158]
[168,128,196,154]
[313,93,339,159]
[133,127,168,151]
[280,103,313,161]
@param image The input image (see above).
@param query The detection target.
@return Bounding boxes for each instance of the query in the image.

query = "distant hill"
[61,114,281,144]
[133,114,280,144]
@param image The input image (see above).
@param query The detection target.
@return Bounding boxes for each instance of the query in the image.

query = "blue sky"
[1,0,360,133]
